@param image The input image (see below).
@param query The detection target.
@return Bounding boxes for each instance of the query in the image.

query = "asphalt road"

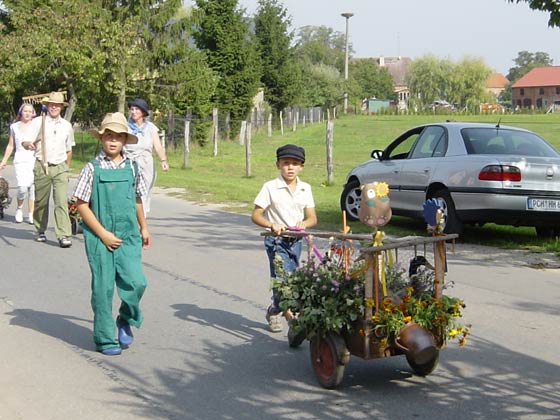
[1,165,559,420]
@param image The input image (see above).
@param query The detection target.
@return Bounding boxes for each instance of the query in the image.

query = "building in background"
[485,73,509,98]
[375,56,412,110]
[511,66,560,111]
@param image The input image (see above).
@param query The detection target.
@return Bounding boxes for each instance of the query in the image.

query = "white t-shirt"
[254,175,315,227]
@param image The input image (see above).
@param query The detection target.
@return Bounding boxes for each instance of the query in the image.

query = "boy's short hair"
[276,144,305,163]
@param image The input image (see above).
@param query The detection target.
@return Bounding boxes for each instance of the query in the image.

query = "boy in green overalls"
[73,112,150,356]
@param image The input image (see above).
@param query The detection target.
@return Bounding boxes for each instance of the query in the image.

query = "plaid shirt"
[72,151,148,203]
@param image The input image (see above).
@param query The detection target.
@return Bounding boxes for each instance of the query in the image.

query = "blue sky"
[232,0,560,75]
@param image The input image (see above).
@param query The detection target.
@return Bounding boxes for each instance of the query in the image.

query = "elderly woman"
[0,103,37,223]
[125,98,168,217]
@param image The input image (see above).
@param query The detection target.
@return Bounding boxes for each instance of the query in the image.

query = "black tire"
[535,226,560,239]
[406,350,439,376]
[431,189,463,235]
[340,179,361,221]
[309,332,346,389]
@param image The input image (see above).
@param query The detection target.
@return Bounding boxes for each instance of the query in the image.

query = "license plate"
[527,197,560,211]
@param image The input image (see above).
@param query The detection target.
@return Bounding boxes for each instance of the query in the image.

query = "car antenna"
[495,118,501,129]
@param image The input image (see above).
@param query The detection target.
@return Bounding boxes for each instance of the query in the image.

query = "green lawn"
[69,112,560,254]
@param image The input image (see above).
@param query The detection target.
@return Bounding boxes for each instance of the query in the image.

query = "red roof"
[485,73,509,88]
[512,66,560,88]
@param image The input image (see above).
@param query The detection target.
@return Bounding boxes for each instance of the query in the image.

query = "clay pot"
[394,322,437,365]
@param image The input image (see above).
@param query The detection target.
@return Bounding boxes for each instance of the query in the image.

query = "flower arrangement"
[274,248,470,347]
[273,252,366,339]
[372,261,470,346]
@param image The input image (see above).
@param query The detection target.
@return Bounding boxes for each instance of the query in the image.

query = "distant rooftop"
[512,66,560,88]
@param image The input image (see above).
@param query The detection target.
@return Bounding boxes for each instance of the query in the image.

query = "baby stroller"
[0,177,12,219]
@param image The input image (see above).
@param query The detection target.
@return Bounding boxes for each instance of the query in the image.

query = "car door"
[374,127,424,191]
[392,125,447,212]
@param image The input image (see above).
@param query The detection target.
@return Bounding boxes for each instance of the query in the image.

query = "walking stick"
[40,100,48,175]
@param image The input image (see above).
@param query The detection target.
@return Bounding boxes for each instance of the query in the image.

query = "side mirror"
[371,149,383,160]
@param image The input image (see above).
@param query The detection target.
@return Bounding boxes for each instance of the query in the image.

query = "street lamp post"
[341,12,353,114]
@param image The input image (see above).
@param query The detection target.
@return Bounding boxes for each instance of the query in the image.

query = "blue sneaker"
[100,347,122,356]
[116,316,133,348]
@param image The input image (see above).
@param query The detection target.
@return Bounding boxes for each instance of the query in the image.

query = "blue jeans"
[265,235,302,312]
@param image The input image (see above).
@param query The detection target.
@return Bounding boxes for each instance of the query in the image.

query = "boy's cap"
[276,144,305,163]
[90,112,138,144]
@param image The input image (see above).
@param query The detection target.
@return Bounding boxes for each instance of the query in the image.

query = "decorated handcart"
[263,183,469,389]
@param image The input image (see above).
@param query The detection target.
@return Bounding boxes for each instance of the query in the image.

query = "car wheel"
[431,189,463,235]
[535,226,560,239]
[340,179,361,221]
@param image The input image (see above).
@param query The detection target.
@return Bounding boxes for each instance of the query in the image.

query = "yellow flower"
[448,328,460,337]
[459,337,467,346]
[403,316,412,323]
[365,298,375,308]
[375,182,389,197]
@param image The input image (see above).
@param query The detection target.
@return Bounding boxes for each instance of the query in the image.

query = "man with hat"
[22,91,75,247]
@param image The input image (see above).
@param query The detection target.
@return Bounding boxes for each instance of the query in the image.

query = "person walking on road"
[0,103,37,224]
[22,91,75,247]
[73,112,150,356]
[125,98,168,217]
[251,144,317,333]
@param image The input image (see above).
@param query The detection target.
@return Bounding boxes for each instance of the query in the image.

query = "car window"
[462,128,559,157]
[385,131,421,160]
[409,126,446,159]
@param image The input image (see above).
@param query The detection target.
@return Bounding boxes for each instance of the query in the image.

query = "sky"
[231,0,560,76]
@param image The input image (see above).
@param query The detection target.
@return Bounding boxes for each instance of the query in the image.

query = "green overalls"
[83,158,147,351]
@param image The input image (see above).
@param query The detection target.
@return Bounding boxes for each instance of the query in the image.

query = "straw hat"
[90,112,138,144]
[42,91,68,106]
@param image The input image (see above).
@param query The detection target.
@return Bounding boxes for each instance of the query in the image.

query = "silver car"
[340,121,560,237]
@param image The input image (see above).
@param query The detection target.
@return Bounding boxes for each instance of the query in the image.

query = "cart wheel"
[406,350,439,376]
[309,332,347,389]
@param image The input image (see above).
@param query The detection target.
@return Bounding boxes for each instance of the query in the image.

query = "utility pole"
[341,12,353,114]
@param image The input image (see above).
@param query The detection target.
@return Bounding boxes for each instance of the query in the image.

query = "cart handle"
[287,227,324,262]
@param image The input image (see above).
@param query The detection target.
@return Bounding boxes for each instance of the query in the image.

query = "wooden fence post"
[183,119,190,169]
[280,110,284,135]
[292,110,298,131]
[212,108,218,157]
[245,121,252,177]
[239,120,246,145]
[267,113,272,137]
[326,120,334,184]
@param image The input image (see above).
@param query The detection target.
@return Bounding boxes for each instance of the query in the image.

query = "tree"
[348,59,394,101]
[507,0,560,27]
[407,55,492,109]
[253,0,301,114]
[506,50,553,82]
[295,25,349,72]
[192,0,261,132]
[406,55,451,106]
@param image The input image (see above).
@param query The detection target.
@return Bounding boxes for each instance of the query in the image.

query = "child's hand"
[101,232,123,251]
[270,223,286,235]
[141,227,151,249]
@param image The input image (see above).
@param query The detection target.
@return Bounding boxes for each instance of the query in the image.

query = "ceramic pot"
[394,322,437,365]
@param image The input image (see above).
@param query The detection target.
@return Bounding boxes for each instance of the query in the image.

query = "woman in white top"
[0,103,36,223]
[125,98,168,217]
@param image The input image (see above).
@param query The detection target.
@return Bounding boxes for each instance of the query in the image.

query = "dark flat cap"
[276,144,305,163]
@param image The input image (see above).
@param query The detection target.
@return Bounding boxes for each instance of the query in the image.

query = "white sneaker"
[28,213,33,224]
[15,208,23,223]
